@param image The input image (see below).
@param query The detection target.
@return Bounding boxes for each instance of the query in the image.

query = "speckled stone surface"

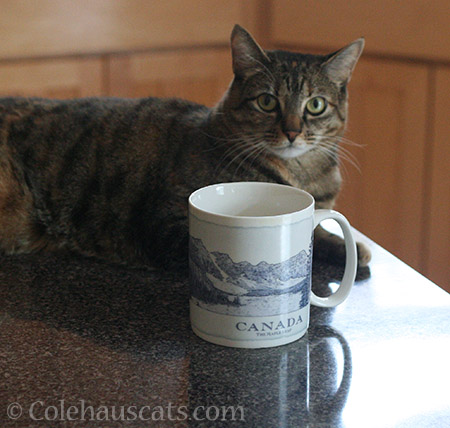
[1,231,449,428]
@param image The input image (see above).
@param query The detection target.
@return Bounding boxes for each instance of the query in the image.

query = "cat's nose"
[285,131,300,143]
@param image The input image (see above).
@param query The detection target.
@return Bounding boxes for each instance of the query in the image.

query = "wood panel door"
[271,0,450,61]
[425,67,450,291]
[0,0,256,60]
[108,49,233,106]
[0,58,104,98]
[335,57,428,271]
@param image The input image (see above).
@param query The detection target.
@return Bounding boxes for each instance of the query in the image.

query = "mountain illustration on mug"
[189,237,312,316]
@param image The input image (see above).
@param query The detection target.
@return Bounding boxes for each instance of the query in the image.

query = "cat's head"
[216,25,364,161]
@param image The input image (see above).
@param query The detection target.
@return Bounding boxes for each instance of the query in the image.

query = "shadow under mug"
[189,182,357,348]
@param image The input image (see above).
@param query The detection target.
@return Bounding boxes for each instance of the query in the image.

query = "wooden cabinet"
[0,0,254,60]
[425,67,450,287]
[0,58,104,98]
[335,58,429,270]
[108,49,233,106]
[271,0,450,62]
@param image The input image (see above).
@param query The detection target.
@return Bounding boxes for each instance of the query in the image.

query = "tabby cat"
[0,25,370,270]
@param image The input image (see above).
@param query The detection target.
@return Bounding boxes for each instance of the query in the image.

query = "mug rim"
[189,182,315,227]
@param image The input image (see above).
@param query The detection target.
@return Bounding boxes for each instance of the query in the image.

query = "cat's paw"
[314,225,371,268]
[357,241,371,267]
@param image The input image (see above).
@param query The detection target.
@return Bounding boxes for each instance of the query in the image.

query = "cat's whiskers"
[314,139,361,177]
[221,140,254,161]
[304,141,346,181]
[306,134,361,173]
[232,141,267,179]
[321,140,361,173]
[218,143,256,176]
[324,135,366,148]
[217,135,267,177]
[214,138,260,176]
[198,129,261,153]
[318,135,364,173]
[319,143,353,181]
[325,138,364,179]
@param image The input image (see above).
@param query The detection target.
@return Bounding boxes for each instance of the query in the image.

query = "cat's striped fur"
[0,25,370,269]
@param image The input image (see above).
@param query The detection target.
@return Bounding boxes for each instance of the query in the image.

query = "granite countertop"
[1,229,449,428]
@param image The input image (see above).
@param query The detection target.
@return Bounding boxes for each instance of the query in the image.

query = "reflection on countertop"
[0,231,449,427]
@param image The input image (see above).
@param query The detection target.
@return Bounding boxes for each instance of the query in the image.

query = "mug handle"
[310,209,357,308]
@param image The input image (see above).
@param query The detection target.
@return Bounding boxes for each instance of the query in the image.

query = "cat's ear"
[230,24,270,78]
[322,38,365,86]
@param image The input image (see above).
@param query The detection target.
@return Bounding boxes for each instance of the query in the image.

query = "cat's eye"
[305,97,327,116]
[256,94,278,112]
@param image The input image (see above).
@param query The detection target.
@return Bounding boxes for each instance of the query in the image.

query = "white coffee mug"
[188,182,357,348]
